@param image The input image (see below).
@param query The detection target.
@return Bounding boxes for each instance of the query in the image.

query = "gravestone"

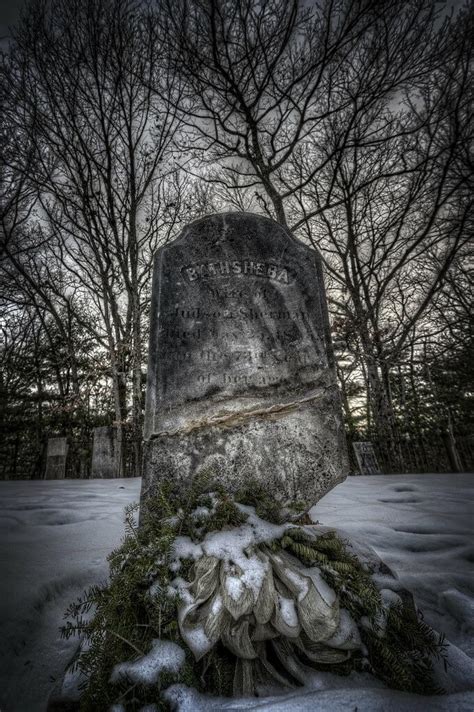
[353,441,382,475]
[91,426,119,478]
[45,437,68,479]
[141,213,349,508]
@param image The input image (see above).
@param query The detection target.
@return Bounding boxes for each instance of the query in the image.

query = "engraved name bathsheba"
[182,259,292,284]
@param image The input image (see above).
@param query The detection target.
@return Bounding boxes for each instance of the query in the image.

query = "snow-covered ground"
[0,473,473,711]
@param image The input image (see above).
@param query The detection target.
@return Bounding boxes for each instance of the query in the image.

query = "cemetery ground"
[1,473,473,711]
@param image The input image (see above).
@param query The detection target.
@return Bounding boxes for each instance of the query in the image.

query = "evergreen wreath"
[62,474,447,710]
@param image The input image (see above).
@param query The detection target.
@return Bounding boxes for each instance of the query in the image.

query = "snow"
[283,567,310,601]
[325,609,361,650]
[0,478,138,712]
[177,616,212,659]
[310,473,474,661]
[225,567,246,601]
[380,588,402,607]
[173,504,286,601]
[0,473,473,711]
[304,566,336,606]
[164,684,474,711]
[439,589,474,652]
[277,594,298,628]
[211,594,223,615]
[192,506,211,519]
[110,639,185,686]
[173,535,202,561]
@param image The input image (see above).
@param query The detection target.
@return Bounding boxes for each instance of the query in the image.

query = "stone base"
[141,396,348,512]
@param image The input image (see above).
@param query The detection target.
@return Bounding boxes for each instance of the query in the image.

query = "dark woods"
[0,0,473,478]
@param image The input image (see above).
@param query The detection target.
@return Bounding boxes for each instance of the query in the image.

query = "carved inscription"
[171,307,308,322]
[182,259,292,284]
[158,269,327,399]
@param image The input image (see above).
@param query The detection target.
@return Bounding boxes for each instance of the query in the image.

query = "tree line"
[1,0,472,478]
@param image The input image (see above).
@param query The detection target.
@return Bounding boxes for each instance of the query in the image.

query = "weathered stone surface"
[141,213,348,507]
[91,426,118,478]
[45,437,68,480]
[353,441,382,475]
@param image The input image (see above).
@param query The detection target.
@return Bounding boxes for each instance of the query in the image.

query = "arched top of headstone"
[170,211,319,251]
[158,212,322,287]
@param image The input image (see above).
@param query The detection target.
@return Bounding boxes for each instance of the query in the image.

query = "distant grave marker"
[141,213,349,506]
[353,441,382,475]
[45,437,68,479]
[91,426,119,478]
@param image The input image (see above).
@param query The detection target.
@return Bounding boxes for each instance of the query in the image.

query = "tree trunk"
[444,413,463,473]
[131,307,143,477]
[111,367,127,479]
[364,356,400,472]
[104,299,127,478]
[336,363,356,436]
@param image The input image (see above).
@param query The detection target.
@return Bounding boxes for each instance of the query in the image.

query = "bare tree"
[160,0,450,221]
[0,69,37,261]
[3,0,186,473]
[295,3,473,454]
[1,0,471,477]
[161,0,472,462]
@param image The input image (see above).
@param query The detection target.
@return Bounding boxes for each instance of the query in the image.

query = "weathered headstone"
[141,213,348,507]
[352,441,382,475]
[91,426,119,478]
[45,437,68,480]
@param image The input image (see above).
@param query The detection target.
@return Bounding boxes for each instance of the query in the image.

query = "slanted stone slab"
[91,426,119,478]
[353,441,382,475]
[45,437,68,480]
[141,213,348,507]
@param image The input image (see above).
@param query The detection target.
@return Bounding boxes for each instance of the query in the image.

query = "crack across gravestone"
[149,385,334,438]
